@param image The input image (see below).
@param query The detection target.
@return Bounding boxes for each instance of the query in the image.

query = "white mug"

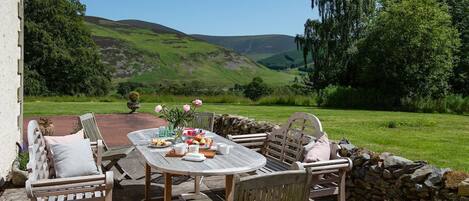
[217,143,233,155]
[188,145,200,153]
[174,143,187,155]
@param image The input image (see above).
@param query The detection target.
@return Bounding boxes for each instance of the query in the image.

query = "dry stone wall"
[340,142,469,201]
[214,114,469,201]
[213,114,278,137]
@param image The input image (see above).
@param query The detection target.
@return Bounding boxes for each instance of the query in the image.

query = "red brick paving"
[23,113,167,147]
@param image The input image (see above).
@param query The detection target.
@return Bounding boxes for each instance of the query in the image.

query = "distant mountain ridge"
[191,34,310,71]
[85,16,187,36]
[191,34,297,60]
[84,16,295,86]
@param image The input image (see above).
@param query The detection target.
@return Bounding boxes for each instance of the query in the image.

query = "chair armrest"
[90,140,104,173]
[227,133,269,152]
[291,158,353,172]
[26,171,113,199]
[227,133,269,142]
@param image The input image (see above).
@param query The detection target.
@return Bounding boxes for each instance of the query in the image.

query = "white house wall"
[0,0,23,183]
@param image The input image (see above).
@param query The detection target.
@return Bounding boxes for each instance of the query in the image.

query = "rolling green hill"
[191,34,312,71]
[84,16,295,87]
[258,49,313,71]
[191,34,298,60]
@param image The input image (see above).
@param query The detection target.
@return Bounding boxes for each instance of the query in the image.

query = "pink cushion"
[44,130,84,146]
[43,129,85,177]
[303,133,331,163]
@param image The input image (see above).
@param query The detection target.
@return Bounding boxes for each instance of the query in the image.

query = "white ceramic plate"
[149,141,172,148]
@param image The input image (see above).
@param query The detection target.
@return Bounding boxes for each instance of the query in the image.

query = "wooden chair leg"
[225,175,235,201]
[338,170,346,201]
[194,176,201,194]
[103,160,118,171]
[145,163,151,201]
[103,160,133,183]
[164,173,173,201]
[115,162,133,180]
[105,188,113,201]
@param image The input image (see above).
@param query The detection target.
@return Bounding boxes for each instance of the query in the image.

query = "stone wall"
[340,143,469,201]
[214,114,469,200]
[213,114,278,137]
[0,0,23,185]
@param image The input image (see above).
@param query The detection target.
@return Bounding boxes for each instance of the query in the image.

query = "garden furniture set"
[26,111,352,201]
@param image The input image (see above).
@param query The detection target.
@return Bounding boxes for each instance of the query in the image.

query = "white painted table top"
[128,128,267,176]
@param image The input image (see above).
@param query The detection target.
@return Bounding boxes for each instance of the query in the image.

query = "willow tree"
[295,0,376,91]
[442,0,469,95]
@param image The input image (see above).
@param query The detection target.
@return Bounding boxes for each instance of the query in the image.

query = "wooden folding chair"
[234,169,312,201]
[189,112,215,132]
[79,113,134,183]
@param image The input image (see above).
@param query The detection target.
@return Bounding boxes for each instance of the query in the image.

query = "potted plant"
[38,117,54,136]
[11,143,28,187]
[127,91,140,113]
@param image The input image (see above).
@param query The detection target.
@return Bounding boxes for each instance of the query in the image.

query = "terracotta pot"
[40,124,54,136]
[11,159,28,187]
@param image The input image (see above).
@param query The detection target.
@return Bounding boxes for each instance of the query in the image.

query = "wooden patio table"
[127,128,267,201]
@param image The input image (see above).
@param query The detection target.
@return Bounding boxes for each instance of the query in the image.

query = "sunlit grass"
[24,101,469,171]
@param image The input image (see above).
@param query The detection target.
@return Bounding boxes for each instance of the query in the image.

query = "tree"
[295,0,377,92]
[440,0,469,95]
[243,77,272,101]
[24,0,112,96]
[356,0,460,102]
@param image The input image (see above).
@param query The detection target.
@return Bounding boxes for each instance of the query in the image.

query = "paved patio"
[2,113,227,201]
[23,113,167,147]
[1,150,228,201]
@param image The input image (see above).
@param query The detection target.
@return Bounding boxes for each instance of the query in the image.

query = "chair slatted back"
[234,169,312,201]
[189,112,215,132]
[27,120,52,181]
[80,113,108,150]
[263,112,323,166]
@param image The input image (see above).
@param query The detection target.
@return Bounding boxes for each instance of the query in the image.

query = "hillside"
[191,34,312,71]
[258,49,313,71]
[191,34,298,60]
[84,16,295,86]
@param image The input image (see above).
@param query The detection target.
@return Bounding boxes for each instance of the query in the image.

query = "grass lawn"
[25,101,469,171]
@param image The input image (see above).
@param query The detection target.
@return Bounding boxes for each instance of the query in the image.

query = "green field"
[24,101,469,171]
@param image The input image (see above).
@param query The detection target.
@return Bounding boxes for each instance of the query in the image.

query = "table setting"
[127,99,266,201]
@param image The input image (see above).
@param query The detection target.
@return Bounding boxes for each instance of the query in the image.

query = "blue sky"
[80,0,318,36]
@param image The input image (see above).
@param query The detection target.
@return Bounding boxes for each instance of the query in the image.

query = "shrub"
[117,82,146,97]
[318,85,396,109]
[243,77,272,101]
[128,91,140,102]
[257,95,316,106]
[18,152,29,171]
[387,121,398,128]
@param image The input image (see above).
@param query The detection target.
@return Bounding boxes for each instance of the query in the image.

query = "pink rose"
[183,104,191,112]
[154,105,163,113]
[192,99,203,107]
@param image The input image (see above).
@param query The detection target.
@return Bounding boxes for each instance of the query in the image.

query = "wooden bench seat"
[228,112,353,201]
[25,120,114,201]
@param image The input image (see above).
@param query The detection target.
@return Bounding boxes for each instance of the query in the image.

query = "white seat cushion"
[50,138,100,178]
